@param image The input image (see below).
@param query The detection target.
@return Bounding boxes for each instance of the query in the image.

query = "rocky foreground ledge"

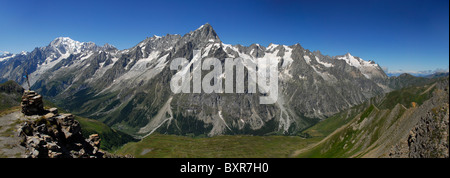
[18,90,131,158]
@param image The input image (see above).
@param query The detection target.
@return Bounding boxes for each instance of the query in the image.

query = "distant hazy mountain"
[425,72,449,78]
[387,70,449,77]
[1,23,427,137]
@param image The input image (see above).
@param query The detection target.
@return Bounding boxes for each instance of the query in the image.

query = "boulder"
[88,134,101,148]
[43,113,55,119]
[48,108,58,114]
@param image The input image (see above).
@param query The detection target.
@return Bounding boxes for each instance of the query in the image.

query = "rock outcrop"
[389,106,449,158]
[389,78,449,158]
[408,106,449,158]
[17,90,131,158]
[18,113,106,158]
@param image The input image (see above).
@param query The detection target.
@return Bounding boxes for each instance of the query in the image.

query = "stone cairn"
[17,90,122,158]
[21,90,47,116]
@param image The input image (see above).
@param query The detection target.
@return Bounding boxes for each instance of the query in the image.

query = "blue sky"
[0,0,448,73]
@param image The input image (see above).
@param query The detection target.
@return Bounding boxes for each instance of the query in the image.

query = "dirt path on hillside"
[420,83,437,95]
[0,110,28,158]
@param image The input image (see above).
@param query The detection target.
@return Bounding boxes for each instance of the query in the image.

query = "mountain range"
[0,23,436,138]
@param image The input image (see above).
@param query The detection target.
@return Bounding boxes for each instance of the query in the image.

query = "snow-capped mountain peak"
[50,37,81,47]
[0,52,14,62]
[0,24,391,137]
[336,52,362,67]
[335,53,385,79]
[0,51,28,62]
[336,52,378,68]
[48,37,98,54]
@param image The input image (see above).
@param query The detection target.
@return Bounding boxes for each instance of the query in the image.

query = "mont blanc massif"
[0,24,448,158]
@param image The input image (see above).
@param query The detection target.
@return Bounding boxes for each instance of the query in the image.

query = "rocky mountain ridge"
[0,23,422,137]
[388,78,449,158]
[297,77,449,158]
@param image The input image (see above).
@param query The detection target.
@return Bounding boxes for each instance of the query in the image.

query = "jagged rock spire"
[190,23,221,43]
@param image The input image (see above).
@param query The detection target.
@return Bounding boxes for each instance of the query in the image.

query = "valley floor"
[115,133,322,158]
[1,78,447,158]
